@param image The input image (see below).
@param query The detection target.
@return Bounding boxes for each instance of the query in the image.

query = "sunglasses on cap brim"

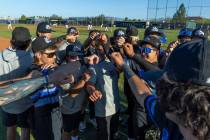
[69,30,79,35]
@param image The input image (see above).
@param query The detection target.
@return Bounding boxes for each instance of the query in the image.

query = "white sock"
[71,136,78,140]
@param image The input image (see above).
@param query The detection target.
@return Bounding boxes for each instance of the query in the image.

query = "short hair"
[11,39,31,50]
[157,78,210,140]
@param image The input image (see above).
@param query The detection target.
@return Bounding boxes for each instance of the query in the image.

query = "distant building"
[114,21,146,28]
[186,16,203,21]
[0,17,18,24]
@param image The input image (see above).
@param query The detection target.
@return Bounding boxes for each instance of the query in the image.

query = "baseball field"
[0,23,179,140]
[0,24,179,49]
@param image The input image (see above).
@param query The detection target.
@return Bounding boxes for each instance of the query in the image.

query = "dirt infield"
[0,37,10,51]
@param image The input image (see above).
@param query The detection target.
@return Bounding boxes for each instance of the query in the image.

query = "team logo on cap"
[196,30,204,36]
[117,30,125,36]
[152,27,159,32]
[45,25,51,30]
[70,28,77,34]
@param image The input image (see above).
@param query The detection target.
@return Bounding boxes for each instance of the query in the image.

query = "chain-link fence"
[147,0,210,21]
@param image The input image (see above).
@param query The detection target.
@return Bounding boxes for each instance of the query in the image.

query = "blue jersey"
[30,68,60,108]
[145,95,184,140]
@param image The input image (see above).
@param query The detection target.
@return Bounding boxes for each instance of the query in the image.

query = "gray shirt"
[0,48,33,114]
[89,59,120,117]
[61,61,87,114]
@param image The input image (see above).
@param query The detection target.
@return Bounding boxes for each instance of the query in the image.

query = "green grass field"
[0,23,179,45]
[0,23,179,140]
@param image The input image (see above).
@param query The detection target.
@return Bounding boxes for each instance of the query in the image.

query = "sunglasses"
[140,47,154,54]
[42,52,56,58]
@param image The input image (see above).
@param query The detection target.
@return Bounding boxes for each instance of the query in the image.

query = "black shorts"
[96,113,119,140]
[62,111,81,133]
[34,105,62,140]
[1,107,33,128]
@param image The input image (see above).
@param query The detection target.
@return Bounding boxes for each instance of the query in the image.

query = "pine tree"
[172,3,186,23]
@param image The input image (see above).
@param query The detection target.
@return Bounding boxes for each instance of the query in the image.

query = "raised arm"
[123,43,160,71]
[111,52,152,106]
[64,72,91,95]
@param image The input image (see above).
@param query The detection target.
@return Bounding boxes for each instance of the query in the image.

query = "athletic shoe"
[78,121,86,132]
[89,118,97,128]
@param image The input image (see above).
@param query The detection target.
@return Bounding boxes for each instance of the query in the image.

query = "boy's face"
[141,43,158,63]
[179,36,191,44]
[36,49,56,65]
[66,34,79,43]
[38,32,53,39]
[96,45,105,58]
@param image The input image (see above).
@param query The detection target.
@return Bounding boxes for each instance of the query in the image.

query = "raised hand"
[123,43,135,58]
[85,54,99,65]
[116,37,125,46]
[111,52,125,67]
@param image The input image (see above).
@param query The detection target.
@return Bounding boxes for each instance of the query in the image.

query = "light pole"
[155,0,159,22]
[165,0,169,21]
[147,0,150,21]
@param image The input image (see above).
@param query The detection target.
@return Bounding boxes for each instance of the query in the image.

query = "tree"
[20,14,27,20]
[50,14,62,20]
[172,3,186,23]
[124,17,129,21]
[98,14,105,24]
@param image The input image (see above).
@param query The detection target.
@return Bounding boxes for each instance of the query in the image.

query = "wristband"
[122,64,135,79]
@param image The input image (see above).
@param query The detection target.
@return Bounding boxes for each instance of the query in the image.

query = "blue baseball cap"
[178,28,192,39]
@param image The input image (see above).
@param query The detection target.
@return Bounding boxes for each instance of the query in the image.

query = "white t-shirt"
[89,59,120,117]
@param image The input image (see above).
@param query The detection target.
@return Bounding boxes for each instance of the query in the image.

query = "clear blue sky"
[0,0,147,19]
[0,0,210,19]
